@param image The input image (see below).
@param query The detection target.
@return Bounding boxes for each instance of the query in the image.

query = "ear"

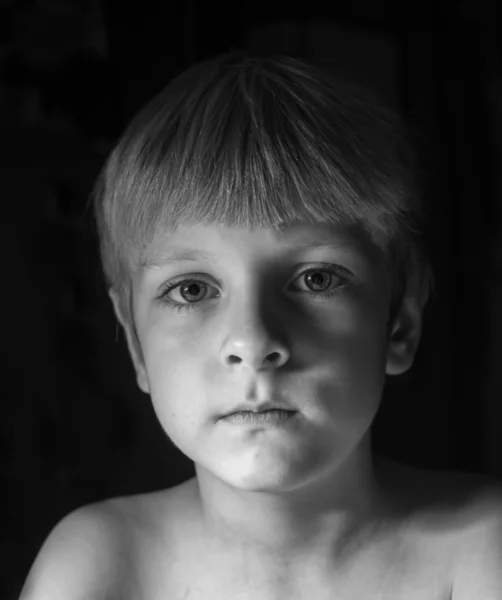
[109,289,150,394]
[385,267,428,377]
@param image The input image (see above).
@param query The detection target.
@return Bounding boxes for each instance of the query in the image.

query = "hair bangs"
[104,62,417,279]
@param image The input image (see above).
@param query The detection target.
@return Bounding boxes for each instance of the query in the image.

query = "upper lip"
[222,401,296,418]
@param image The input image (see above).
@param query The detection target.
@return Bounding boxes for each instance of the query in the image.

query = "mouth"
[221,401,296,419]
[221,408,298,425]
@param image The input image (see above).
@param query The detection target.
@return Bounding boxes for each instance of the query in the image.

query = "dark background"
[1,1,501,598]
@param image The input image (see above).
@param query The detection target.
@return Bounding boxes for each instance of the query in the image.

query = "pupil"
[309,272,328,290]
[183,282,204,300]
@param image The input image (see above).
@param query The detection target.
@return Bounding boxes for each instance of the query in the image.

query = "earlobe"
[134,367,150,395]
[108,289,150,395]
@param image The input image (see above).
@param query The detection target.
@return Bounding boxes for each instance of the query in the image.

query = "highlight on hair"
[92,51,434,333]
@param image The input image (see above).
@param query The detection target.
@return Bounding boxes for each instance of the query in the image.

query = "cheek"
[310,304,389,413]
[142,332,205,434]
[142,318,201,376]
[310,296,389,364]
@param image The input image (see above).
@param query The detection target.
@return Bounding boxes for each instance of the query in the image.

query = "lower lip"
[222,409,297,425]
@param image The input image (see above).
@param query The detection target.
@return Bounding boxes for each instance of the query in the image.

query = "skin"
[110,220,426,589]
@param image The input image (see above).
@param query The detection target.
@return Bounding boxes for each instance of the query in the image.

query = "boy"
[20,52,502,599]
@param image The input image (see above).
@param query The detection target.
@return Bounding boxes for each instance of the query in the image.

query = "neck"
[191,445,394,574]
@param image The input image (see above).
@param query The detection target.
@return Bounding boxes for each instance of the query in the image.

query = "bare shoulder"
[378,456,502,599]
[20,484,194,600]
[106,479,199,542]
[444,472,502,599]
[19,500,129,600]
[377,455,502,522]
[103,481,201,599]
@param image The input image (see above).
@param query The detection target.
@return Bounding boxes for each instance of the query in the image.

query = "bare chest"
[124,523,457,600]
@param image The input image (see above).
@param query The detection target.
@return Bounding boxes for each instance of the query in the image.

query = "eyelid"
[296,263,353,280]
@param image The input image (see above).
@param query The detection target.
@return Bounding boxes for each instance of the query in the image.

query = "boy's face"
[113,222,422,492]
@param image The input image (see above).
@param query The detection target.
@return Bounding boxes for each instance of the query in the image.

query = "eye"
[168,279,212,304]
[157,276,217,314]
[291,265,352,298]
[157,263,353,315]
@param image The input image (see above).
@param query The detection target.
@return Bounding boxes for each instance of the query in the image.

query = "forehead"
[142,221,381,266]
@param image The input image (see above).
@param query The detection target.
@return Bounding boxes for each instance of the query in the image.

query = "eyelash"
[157,264,353,315]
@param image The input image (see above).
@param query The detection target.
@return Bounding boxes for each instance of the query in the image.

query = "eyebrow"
[144,240,359,269]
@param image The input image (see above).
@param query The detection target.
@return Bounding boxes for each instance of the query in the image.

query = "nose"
[220,301,290,372]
